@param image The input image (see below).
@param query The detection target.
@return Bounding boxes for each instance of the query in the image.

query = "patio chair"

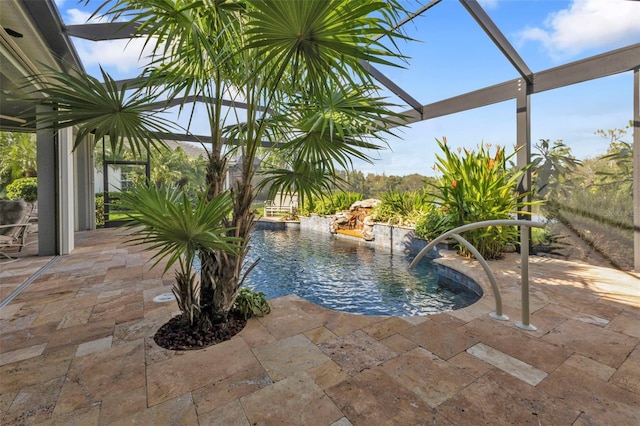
[0,199,34,261]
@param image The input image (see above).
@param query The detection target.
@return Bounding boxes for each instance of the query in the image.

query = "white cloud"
[477,0,499,10]
[517,0,640,59]
[63,7,149,76]
[65,8,107,25]
[74,38,154,75]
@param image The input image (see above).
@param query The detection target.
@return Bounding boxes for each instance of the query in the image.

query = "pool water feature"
[241,227,480,316]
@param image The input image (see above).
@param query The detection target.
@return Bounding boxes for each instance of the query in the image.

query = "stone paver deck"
[1,228,639,425]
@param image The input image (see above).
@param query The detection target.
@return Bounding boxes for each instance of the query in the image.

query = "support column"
[634,67,639,272]
[515,79,534,329]
[35,106,79,255]
[36,105,57,256]
[516,79,532,213]
[74,134,95,231]
[58,127,74,254]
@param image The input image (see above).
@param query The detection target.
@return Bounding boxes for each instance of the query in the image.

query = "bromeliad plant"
[429,137,536,260]
[233,288,271,320]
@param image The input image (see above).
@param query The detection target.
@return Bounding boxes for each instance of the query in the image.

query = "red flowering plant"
[425,137,539,259]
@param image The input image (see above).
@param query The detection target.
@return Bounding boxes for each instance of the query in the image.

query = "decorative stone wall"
[329,199,380,240]
[372,223,434,255]
[297,215,441,259]
[299,215,331,233]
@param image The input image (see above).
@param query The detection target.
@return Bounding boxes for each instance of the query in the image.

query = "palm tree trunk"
[199,161,257,327]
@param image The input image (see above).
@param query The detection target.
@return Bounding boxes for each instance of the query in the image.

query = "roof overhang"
[0,0,83,132]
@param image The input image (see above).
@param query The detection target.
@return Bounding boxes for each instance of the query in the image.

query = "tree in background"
[151,146,207,191]
[337,170,434,198]
[96,142,207,190]
[0,132,37,195]
[532,124,633,270]
[593,123,633,193]
[531,138,582,201]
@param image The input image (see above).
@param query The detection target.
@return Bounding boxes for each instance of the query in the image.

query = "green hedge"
[6,177,37,202]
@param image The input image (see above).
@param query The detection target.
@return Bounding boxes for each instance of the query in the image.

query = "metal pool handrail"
[409,219,545,331]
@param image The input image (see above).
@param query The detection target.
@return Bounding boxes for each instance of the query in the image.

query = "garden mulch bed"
[154,312,247,351]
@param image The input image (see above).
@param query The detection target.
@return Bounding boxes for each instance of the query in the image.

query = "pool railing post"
[515,224,536,331]
[409,219,543,331]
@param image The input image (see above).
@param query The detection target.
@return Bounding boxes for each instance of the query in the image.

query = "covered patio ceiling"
[0,0,84,131]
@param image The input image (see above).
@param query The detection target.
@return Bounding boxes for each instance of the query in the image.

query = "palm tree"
[24,0,408,329]
[118,184,239,326]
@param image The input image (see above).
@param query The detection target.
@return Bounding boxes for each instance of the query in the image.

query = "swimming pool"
[241,227,480,316]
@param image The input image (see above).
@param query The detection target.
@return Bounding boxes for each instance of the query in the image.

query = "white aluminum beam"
[391,78,520,127]
[389,45,640,129]
[146,96,250,111]
[151,132,277,148]
[516,83,532,218]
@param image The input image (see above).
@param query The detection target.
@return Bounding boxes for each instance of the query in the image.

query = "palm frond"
[118,184,240,273]
[23,66,175,156]
[274,84,402,172]
[243,0,409,94]
[258,159,341,207]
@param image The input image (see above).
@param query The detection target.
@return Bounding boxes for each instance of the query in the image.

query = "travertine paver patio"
[1,227,639,425]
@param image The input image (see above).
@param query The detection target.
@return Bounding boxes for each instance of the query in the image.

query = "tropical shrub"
[414,206,452,241]
[429,137,535,259]
[279,211,298,221]
[303,191,364,216]
[96,143,208,199]
[118,184,240,327]
[373,189,432,225]
[95,194,105,227]
[6,177,38,202]
[94,191,129,226]
[233,288,271,319]
[0,132,37,187]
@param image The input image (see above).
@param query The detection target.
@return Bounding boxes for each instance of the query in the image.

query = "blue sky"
[54,0,640,176]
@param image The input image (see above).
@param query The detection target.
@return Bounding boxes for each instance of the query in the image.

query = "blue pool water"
[240,227,480,316]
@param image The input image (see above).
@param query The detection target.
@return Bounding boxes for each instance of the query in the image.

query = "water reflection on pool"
[242,227,480,316]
